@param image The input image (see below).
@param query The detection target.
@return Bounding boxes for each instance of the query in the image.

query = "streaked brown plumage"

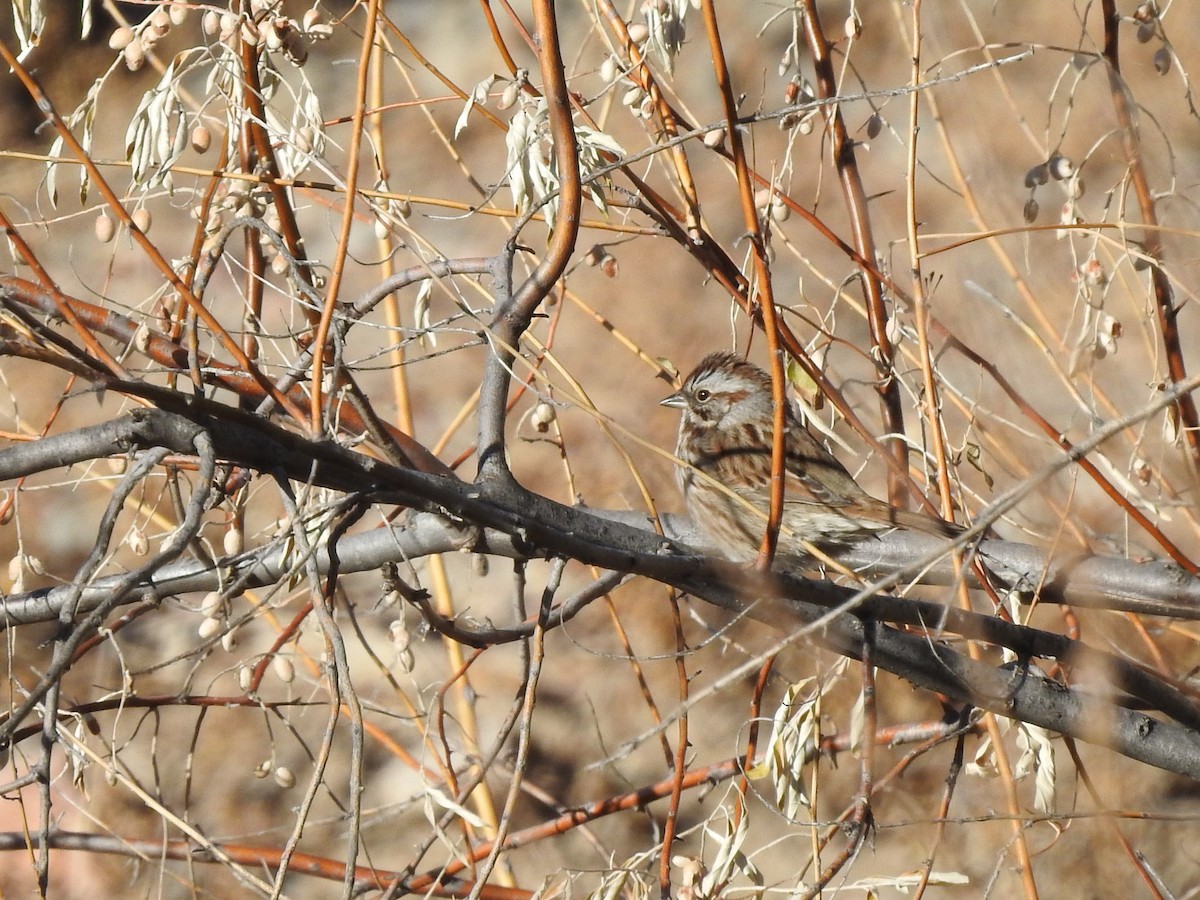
[662,351,958,562]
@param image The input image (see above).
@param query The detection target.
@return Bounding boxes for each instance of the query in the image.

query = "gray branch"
[3,408,1198,622]
[4,406,1200,776]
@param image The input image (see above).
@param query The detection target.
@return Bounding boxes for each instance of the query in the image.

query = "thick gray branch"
[3,408,1198,621]
[800,597,1200,779]
[5,406,1200,776]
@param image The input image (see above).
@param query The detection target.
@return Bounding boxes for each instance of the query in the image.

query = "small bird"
[661,351,958,562]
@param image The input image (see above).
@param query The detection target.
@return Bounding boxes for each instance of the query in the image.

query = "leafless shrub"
[2,1,1200,897]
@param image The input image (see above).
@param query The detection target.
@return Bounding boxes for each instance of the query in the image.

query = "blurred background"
[1,1,1199,896]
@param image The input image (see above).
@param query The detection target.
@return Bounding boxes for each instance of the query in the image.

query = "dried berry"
[1154,47,1171,75]
[123,39,146,71]
[190,124,212,154]
[94,211,116,243]
[1048,155,1073,180]
[108,26,133,51]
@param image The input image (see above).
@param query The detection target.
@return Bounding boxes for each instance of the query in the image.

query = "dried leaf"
[11,0,46,59]
[413,279,435,348]
[1015,723,1057,813]
[757,679,818,817]
[455,75,496,139]
[125,54,199,190]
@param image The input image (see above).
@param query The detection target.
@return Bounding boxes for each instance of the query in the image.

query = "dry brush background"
[2,0,1200,897]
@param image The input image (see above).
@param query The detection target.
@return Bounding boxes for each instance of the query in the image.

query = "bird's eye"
[695,389,711,403]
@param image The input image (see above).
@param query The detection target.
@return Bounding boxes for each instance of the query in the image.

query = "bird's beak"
[660,391,686,410]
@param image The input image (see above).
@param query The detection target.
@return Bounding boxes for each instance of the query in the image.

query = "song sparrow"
[662,351,958,562]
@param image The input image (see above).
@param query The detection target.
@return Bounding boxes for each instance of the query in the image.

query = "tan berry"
[198,616,222,640]
[223,527,244,557]
[190,124,212,153]
[200,591,223,618]
[123,40,146,71]
[94,211,116,243]
[108,26,134,50]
